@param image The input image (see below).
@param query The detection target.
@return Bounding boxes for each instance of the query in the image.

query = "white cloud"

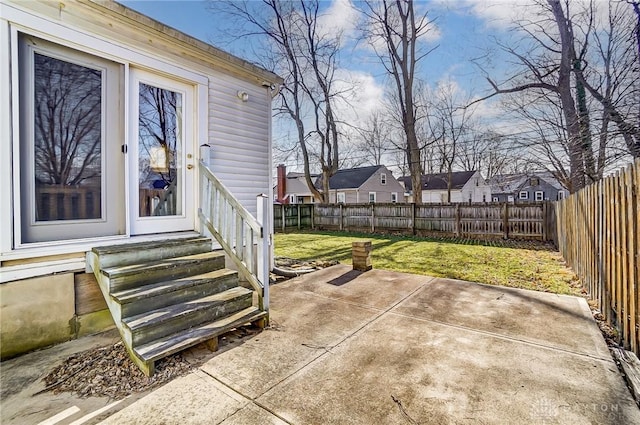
[333,69,386,126]
[317,0,360,41]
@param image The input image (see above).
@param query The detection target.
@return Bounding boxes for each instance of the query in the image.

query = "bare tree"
[355,111,394,166]
[360,0,438,204]
[473,0,594,192]
[210,0,347,202]
[573,0,640,158]
[456,130,515,179]
[427,82,474,202]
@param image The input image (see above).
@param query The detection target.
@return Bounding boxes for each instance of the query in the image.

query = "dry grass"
[274,231,581,295]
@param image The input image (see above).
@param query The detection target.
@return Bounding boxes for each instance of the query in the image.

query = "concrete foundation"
[1,271,114,360]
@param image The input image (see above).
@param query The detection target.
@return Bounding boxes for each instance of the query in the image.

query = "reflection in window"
[33,53,102,221]
[138,83,182,217]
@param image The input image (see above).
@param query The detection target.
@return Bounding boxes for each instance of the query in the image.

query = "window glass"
[32,53,103,221]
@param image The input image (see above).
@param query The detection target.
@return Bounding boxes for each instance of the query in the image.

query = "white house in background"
[0,0,281,364]
[399,170,492,203]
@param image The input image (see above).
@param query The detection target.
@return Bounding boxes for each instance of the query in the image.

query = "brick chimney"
[277,164,288,204]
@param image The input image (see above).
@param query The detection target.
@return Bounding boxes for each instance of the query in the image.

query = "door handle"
[187,164,193,170]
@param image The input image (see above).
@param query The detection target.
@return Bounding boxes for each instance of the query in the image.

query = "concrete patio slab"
[394,277,610,359]
[5,264,639,424]
[100,370,248,425]
[200,287,382,399]
[258,312,634,424]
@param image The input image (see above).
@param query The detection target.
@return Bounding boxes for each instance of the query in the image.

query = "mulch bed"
[38,341,192,399]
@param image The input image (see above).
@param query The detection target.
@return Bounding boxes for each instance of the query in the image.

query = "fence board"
[276,202,552,241]
[556,160,640,357]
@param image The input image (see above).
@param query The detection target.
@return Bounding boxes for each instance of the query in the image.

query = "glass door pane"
[137,83,183,217]
[32,53,103,222]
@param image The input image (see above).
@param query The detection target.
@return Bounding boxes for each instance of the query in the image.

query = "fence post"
[542,202,548,241]
[339,203,344,231]
[257,194,270,314]
[411,203,416,235]
[455,204,461,237]
[281,204,285,233]
[371,204,375,233]
[297,204,301,230]
[503,202,509,240]
[311,204,315,229]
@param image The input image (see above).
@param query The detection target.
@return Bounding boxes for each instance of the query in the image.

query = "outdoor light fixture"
[237,90,249,102]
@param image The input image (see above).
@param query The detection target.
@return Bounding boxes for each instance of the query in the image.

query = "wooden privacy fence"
[556,159,640,356]
[274,202,556,241]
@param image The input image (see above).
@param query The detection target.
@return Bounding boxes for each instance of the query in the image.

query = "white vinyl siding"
[207,74,271,216]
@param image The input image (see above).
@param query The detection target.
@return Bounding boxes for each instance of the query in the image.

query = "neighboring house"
[274,164,405,204]
[274,165,318,204]
[399,171,492,204]
[1,0,281,365]
[489,172,569,203]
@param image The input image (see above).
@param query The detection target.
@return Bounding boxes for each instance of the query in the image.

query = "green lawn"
[274,231,581,295]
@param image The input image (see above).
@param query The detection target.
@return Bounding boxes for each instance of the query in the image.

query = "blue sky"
[121,0,513,102]
[121,0,523,170]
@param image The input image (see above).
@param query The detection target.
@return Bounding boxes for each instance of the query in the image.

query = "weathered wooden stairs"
[88,236,267,376]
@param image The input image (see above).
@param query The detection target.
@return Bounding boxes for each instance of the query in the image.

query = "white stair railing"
[198,160,270,312]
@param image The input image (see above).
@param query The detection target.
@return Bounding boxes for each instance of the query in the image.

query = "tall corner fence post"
[257,194,270,312]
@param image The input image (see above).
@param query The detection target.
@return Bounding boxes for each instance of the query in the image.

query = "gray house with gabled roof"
[274,164,405,204]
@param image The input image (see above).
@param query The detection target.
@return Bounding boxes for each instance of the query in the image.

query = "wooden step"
[102,251,225,292]
[112,269,239,318]
[134,306,267,363]
[123,287,253,346]
[92,237,212,268]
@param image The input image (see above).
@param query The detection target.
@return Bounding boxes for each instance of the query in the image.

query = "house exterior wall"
[460,172,493,203]
[492,177,567,203]
[418,172,491,204]
[1,0,276,260]
[0,0,277,357]
[358,167,406,203]
[207,73,272,217]
[515,179,563,202]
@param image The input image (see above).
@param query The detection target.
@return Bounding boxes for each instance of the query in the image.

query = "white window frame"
[558,191,565,200]
[535,191,544,201]
[391,192,397,203]
[519,191,529,200]
[337,192,346,204]
[368,192,376,203]
[380,173,387,185]
[507,195,514,203]
[290,195,297,204]
[492,197,499,202]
